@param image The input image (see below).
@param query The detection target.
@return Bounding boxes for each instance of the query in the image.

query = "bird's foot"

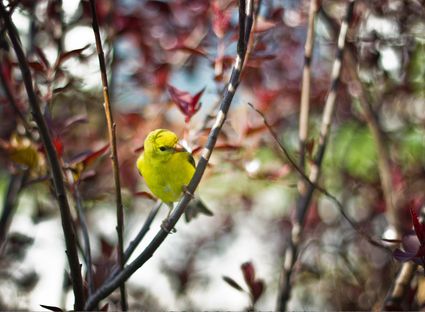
[161,218,177,234]
[182,185,194,199]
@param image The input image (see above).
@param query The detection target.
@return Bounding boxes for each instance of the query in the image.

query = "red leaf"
[153,64,170,89]
[241,262,255,286]
[35,46,50,68]
[222,276,244,292]
[168,85,205,123]
[133,144,144,153]
[251,280,265,303]
[82,144,109,167]
[167,45,209,59]
[27,61,47,74]
[253,19,277,33]
[211,1,232,38]
[40,305,63,312]
[409,206,425,244]
[55,44,91,68]
[53,137,64,157]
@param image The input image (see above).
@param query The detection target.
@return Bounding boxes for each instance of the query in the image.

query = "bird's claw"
[161,219,176,234]
[183,185,194,199]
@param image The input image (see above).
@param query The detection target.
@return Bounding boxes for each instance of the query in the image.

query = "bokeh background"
[0,0,424,310]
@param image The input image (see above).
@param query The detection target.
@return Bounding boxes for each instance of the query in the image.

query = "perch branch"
[88,0,127,309]
[84,0,254,309]
[277,2,356,311]
[0,3,85,310]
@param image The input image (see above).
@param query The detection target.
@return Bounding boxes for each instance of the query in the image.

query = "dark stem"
[0,172,28,249]
[83,1,255,309]
[88,0,127,309]
[0,3,85,310]
[106,201,162,281]
[74,184,94,296]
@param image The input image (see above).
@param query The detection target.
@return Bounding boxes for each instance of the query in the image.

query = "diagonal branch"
[249,102,390,252]
[73,184,94,296]
[84,0,255,309]
[88,0,127,309]
[0,3,85,310]
[277,1,356,311]
[0,172,28,249]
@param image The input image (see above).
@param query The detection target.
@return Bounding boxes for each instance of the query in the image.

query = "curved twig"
[298,0,319,171]
[73,184,94,296]
[277,1,356,311]
[84,1,255,309]
[88,0,127,309]
[0,3,85,310]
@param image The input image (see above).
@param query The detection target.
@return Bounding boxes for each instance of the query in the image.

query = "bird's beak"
[174,143,185,152]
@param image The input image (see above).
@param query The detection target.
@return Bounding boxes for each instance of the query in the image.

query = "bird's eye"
[159,146,166,151]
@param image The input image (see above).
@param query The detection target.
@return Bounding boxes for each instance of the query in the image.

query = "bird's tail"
[184,197,213,222]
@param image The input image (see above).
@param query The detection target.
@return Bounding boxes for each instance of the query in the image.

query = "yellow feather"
[136,129,195,204]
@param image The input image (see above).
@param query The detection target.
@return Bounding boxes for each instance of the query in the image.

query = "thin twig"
[106,201,162,281]
[319,5,401,237]
[0,3,85,310]
[0,172,28,250]
[277,2,356,311]
[298,0,319,171]
[73,184,94,296]
[123,201,162,263]
[84,1,255,309]
[88,0,127,309]
[248,103,390,252]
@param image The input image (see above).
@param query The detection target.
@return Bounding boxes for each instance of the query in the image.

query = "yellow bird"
[137,129,212,221]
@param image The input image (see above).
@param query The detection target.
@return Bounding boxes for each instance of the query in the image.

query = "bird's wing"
[187,152,196,169]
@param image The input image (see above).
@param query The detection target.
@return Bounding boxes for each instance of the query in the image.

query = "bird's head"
[144,129,185,160]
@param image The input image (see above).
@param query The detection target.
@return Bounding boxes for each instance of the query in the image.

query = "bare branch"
[276,1,356,311]
[0,3,85,310]
[248,102,390,252]
[88,0,127,309]
[84,0,255,309]
[298,0,319,170]
[73,184,94,296]
[0,172,28,249]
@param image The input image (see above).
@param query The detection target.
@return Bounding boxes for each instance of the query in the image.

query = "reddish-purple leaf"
[241,262,255,287]
[167,45,209,59]
[393,248,416,262]
[251,280,265,303]
[100,303,109,311]
[40,304,63,312]
[61,114,89,134]
[168,85,205,123]
[82,144,109,167]
[409,206,425,244]
[55,44,91,68]
[27,61,46,74]
[211,1,232,38]
[35,46,50,68]
[222,276,244,292]
[253,19,277,33]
